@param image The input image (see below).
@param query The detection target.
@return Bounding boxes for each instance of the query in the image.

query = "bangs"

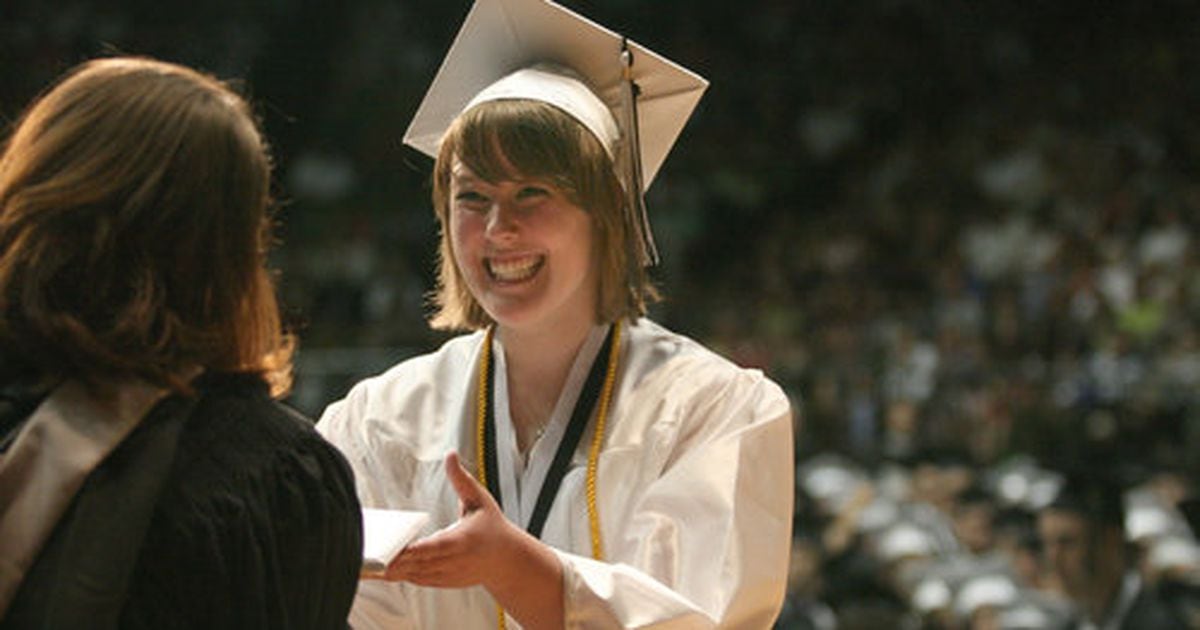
[448,100,601,199]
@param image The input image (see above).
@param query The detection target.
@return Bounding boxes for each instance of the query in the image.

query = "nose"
[1042,542,1058,568]
[485,201,518,240]
[1041,539,1067,575]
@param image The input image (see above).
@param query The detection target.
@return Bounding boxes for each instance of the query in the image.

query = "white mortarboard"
[986,456,1063,511]
[876,522,935,563]
[1147,536,1200,574]
[997,602,1055,629]
[797,453,869,514]
[403,0,709,266]
[954,574,1018,618]
[911,578,952,613]
[1126,503,1179,543]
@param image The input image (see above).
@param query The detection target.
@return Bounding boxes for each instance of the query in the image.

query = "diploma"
[361,508,430,573]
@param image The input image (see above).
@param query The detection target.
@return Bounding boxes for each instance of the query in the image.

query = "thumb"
[445,451,489,512]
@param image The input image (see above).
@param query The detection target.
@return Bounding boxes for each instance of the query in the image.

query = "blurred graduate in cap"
[1037,470,1195,629]
[316,0,794,627]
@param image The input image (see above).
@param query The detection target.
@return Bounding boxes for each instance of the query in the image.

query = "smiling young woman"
[316,0,795,628]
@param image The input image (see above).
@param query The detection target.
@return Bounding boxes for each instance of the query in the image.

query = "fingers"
[360,568,387,581]
[399,528,463,562]
[383,518,466,571]
[388,560,465,587]
[444,451,487,511]
[386,537,471,587]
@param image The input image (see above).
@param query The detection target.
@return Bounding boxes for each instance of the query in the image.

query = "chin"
[480,303,540,330]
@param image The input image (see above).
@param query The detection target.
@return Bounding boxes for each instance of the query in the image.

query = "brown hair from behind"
[0,56,294,396]
[428,99,657,331]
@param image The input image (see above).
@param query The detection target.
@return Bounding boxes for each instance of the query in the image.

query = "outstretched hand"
[363,451,566,629]
[374,452,518,589]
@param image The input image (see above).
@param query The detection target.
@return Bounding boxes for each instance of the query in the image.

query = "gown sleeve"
[118,389,364,629]
[557,363,795,629]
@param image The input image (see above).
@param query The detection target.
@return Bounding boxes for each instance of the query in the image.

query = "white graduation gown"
[317,318,794,629]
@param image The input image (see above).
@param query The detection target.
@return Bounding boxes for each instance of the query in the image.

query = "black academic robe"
[2,373,362,629]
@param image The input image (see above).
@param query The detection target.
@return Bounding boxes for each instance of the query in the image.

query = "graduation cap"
[954,574,1018,619]
[910,577,952,614]
[876,522,936,563]
[403,0,709,267]
[1044,467,1124,529]
[1125,501,1190,544]
[1147,536,1200,576]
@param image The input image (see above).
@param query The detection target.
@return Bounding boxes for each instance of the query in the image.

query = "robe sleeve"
[119,396,364,629]
[558,366,795,629]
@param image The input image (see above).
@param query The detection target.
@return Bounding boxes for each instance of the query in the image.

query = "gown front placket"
[489,325,609,532]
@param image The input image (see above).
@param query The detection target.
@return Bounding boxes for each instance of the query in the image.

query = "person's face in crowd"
[993,522,1042,588]
[1037,508,1091,597]
[448,156,596,333]
[954,502,995,555]
[969,605,1002,630]
[787,538,823,598]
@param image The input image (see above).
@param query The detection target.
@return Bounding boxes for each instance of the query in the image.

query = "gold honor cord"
[587,320,621,559]
[476,328,492,493]
[475,321,623,629]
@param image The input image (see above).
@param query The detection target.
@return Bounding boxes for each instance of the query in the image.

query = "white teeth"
[487,255,542,282]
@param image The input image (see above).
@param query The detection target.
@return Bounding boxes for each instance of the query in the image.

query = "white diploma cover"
[361,508,430,573]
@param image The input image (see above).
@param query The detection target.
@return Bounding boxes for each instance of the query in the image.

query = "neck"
[1085,569,1129,624]
[497,317,601,450]
[1081,535,1129,623]
[499,310,599,377]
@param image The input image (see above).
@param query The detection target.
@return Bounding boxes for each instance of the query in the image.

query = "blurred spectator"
[1037,470,1195,628]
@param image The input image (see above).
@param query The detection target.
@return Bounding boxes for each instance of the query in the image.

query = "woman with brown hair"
[0,57,361,628]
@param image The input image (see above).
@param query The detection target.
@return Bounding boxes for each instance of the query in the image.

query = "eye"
[454,189,489,210]
[516,185,550,200]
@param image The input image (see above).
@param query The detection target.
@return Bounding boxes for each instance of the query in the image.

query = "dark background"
[4,0,1199,491]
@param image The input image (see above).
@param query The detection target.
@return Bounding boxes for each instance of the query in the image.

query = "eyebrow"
[450,167,480,184]
[451,161,548,190]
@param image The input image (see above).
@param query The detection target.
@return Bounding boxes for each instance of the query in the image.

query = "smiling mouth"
[486,255,544,283]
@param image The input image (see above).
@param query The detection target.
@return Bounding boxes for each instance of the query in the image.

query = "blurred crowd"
[780,450,1200,628]
[4,1,1198,627]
